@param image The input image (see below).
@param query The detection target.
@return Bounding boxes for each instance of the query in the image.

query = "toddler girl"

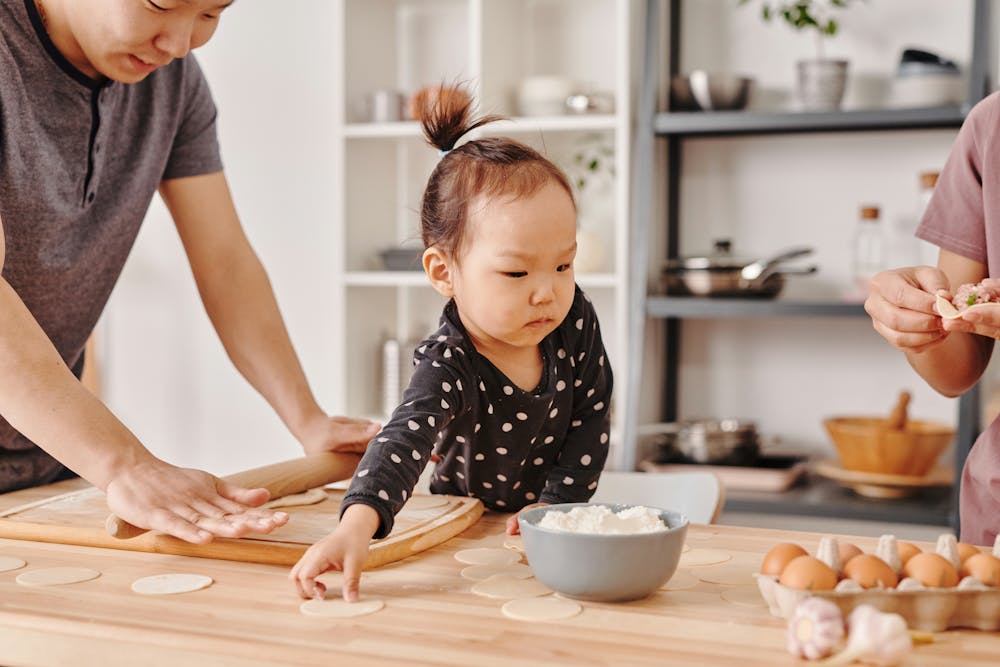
[290,89,613,601]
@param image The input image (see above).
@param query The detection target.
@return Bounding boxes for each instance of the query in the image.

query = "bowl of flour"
[518,503,689,602]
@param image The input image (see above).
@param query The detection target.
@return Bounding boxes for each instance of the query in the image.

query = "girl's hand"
[289,504,380,601]
[506,502,548,535]
[865,266,951,353]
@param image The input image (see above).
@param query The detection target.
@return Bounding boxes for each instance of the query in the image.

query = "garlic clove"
[936,534,961,571]
[876,534,902,574]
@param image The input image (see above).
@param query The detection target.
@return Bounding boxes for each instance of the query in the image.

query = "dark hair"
[419,86,575,258]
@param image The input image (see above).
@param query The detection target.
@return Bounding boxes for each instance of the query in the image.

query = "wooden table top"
[1,479,998,666]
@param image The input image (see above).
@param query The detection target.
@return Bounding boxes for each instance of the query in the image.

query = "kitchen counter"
[0,480,996,666]
[726,474,953,526]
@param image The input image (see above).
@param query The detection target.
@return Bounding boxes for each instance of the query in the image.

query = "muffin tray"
[756,574,1000,632]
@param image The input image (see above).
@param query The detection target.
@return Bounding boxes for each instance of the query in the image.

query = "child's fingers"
[505,513,521,535]
[289,551,336,599]
[341,553,364,602]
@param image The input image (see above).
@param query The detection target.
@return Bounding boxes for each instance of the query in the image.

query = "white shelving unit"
[332,0,634,466]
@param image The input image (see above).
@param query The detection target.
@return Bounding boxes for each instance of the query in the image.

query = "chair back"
[588,471,724,524]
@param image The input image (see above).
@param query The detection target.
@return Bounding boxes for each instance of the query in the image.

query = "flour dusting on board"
[537,505,668,534]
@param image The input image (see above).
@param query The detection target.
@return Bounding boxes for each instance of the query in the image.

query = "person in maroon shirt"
[866,92,1000,547]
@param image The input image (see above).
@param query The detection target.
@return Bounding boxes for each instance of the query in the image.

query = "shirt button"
[87,192,95,203]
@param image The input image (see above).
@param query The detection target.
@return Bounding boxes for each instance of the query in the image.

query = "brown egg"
[779,555,838,591]
[842,554,898,589]
[957,542,982,564]
[837,542,863,564]
[897,541,922,565]
[903,553,960,588]
[761,543,808,576]
[962,553,1000,586]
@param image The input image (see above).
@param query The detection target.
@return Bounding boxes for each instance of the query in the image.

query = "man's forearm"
[0,277,155,489]
[194,245,321,438]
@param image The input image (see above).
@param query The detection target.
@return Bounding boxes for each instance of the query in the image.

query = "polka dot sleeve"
[340,339,468,538]
[539,291,613,505]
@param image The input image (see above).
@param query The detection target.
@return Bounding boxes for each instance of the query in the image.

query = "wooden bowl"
[823,417,954,476]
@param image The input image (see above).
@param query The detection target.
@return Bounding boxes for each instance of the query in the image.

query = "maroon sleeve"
[915,92,1000,266]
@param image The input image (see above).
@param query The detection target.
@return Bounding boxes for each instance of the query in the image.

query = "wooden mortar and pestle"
[823,391,954,477]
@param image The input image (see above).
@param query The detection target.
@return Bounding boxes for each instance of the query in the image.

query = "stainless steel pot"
[644,419,760,465]
[661,241,817,298]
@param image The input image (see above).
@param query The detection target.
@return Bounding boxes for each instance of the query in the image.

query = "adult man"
[0,0,377,542]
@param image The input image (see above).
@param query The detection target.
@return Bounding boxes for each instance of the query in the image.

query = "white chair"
[589,471,725,525]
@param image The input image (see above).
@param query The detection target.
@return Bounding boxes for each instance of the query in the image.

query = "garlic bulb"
[820,605,913,666]
[876,534,902,574]
[786,597,845,660]
[936,534,961,571]
[816,537,842,575]
[845,605,912,666]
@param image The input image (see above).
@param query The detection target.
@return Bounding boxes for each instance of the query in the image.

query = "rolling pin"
[105,452,362,539]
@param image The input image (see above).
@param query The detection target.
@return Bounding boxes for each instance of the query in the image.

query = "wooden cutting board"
[0,484,483,568]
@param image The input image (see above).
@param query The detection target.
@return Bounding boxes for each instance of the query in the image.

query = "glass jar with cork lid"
[852,204,884,291]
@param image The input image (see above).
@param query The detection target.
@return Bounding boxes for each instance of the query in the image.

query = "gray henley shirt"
[0,0,223,491]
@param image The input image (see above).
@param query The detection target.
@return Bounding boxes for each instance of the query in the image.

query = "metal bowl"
[670,71,753,111]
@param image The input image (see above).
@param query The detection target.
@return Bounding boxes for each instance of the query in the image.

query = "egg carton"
[756,573,1000,632]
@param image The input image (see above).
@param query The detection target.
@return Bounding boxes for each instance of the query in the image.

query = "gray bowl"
[518,503,689,602]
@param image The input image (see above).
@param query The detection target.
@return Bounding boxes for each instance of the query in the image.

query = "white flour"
[537,505,668,534]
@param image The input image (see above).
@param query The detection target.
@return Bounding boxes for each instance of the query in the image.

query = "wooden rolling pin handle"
[886,390,911,431]
[105,452,361,539]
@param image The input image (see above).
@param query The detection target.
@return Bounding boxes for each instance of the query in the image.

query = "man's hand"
[289,503,380,601]
[297,413,381,456]
[105,460,289,544]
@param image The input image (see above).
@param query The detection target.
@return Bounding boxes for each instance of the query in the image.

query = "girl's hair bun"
[417,84,503,152]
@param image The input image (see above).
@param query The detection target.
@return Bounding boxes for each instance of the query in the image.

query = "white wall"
[101,1,340,476]
[634,0,997,459]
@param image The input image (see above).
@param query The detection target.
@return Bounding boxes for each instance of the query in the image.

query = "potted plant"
[739,0,857,111]
[567,133,615,273]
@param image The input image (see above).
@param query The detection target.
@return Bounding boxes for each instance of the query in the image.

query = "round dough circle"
[720,586,768,607]
[501,596,582,621]
[400,495,449,511]
[696,565,753,586]
[503,535,525,553]
[455,547,521,566]
[659,569,698,591]
[131,573,214,595]
[0,556,26,573]
[262,488,328,509]
[299,596,385,617]
[461,563,533,581]
[471,574,550,599]
[679,548,732,567]
[16,567,101,587]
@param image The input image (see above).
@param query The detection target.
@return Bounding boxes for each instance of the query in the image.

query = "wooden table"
[0,480,997,666]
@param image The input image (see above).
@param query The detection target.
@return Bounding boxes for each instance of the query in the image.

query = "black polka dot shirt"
[342,285,613,538]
